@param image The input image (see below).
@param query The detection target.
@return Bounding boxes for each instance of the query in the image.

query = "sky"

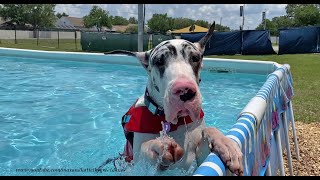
[55,4,287,30]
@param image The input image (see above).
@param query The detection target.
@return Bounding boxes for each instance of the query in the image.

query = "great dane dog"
[104,22,243,176]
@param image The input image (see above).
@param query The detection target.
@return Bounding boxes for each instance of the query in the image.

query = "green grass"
[0,39,82,52]
[207,54,320,123]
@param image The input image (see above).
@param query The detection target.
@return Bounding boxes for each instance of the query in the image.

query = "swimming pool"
[0,50,267,176]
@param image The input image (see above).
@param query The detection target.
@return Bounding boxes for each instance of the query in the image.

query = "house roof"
[0,17,5,25]
[111,25,131,32]
[0,17,11,26]
[54,16,85,30]
[103,24,150,33]
[62,16,84,27]
[112,24,142,32]
[0,19,33,29]
[55,23,76,29]
[171,25,209,33]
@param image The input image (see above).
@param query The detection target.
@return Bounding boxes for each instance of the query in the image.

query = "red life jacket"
[121,99,204,162]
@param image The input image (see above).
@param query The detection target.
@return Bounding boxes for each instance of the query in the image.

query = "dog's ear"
[104,50,150,70]
[195,21,215,53]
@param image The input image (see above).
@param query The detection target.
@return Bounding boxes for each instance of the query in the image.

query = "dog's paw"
[142,137,184,169]
[203,128,243,176]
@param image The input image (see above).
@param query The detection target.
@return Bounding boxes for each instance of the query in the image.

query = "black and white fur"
[105,22,243,175]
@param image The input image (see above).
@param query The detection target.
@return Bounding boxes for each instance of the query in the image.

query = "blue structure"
[181,30,275,56]
[278,27,319,54]
[181,31,242,55]
[242,30,276,55]
[318,27,320,52]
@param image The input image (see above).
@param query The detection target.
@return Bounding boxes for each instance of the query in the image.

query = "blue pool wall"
[0,47,297,176]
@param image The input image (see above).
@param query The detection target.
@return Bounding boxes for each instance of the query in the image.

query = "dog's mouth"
[162,78,202,124]
[164,96,202,125]
[177,109,190,118]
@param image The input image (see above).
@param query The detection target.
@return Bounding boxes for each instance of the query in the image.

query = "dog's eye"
[155,56,165,66]
[192,55,200,63]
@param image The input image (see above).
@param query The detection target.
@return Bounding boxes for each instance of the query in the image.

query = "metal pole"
[275,128,285,176]
[265,162,272,176]
[241,5,244,54]
[37,29,39,46]
[264,10,267,30]
[219,17,222,31]
[143,4,146,29]
[289,101,301,161]
[283,111,294,176]
[14,26,17,44]
[138,4,144,52]
[317,28,320,52]
[75,31,77,50]
[57,30,60,48]
[242,5,245,31]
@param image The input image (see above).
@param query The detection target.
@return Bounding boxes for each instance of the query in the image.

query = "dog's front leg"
[133,133,184,170]
[203,127,243,176]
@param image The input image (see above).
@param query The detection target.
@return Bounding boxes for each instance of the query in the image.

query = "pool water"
[0,56,266,176]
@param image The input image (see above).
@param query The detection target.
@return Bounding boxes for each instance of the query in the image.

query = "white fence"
[270,36,279,44]
[0,30,81,39]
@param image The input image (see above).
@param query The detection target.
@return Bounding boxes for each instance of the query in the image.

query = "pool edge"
[0,47,280,74]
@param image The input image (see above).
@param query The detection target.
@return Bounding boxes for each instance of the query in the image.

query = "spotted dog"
[104,22,243,175]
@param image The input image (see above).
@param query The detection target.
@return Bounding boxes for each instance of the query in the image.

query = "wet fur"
[105,22,243,175]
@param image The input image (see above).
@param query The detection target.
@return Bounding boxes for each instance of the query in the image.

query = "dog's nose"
[179,89,196,102]
[172,81,197,102]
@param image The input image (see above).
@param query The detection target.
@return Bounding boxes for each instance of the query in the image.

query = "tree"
[0,4,29,26]
[83,5,112,32]
[195,20,209,28]
[147,13,231,34]
[26,4,57,28]
[56,12,69,19]
[172,17,195,30]
[128,17,138,24]
[0,4,56,28]
[215,24,231,32]
[285,4,320,26]
[272,16,294,29]
[255,19,278,36]
[255,4,320,34]
[110,15,129,25]
[0,4,57,28]
[286,4,303,18]
[148,13,173,34]
[124,24,138,33]
[292,5,320,26]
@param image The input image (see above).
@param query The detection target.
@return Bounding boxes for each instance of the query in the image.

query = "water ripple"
[0,56,265,175]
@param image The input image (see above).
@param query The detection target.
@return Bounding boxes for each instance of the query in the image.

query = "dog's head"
[105,22,215,124]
